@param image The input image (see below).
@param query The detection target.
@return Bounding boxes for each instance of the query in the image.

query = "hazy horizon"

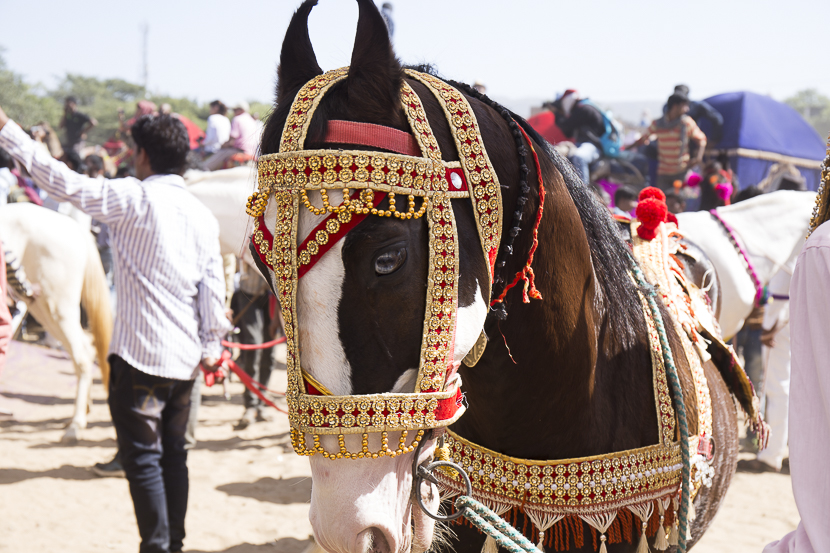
[3,0,828,115]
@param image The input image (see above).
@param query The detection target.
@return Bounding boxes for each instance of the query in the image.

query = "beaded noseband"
[247,68,503,458]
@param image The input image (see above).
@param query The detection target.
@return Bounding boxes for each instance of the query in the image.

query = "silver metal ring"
[414,460,473,522]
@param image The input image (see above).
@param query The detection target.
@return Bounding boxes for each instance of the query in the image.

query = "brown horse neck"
[454,163,659,460]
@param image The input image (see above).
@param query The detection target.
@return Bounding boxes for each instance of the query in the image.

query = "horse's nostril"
[366,527,392,553]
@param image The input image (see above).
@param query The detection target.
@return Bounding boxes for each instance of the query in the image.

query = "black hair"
[130,114,190,175]
[62,150,84,173]
[667,93,689,110]
[674,84,690,97]
[65,96,78,105]
[85,154,104,173]
[734,186,763,203]
[115,165,135,179]
[665,191,686,205]
[0,147,13,169]
[210,100,228,116]
[614,185,638,204]
[778,175,806,192]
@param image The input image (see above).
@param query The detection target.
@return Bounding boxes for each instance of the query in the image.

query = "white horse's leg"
[29,299,94,443]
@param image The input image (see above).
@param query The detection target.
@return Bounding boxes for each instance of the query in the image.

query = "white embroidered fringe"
[578,512,616,553]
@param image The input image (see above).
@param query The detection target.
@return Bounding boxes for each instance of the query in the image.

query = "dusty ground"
[0,341,799,553]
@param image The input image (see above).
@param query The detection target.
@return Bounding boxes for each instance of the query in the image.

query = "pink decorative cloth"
[763,220,830,553]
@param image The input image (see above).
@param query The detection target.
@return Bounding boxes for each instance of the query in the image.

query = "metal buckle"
[412,432,472,522]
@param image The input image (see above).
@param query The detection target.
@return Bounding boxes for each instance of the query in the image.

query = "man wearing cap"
[204,100,259,170]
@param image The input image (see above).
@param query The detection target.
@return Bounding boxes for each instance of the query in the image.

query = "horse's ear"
[277,0,324,105]
[347,0,404,125]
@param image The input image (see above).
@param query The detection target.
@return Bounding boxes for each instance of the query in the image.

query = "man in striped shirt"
[630,93,707,191]
[0,106,231,553]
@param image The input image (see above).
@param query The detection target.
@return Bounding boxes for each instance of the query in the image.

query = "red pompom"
[638,186,666,203]
[667,212,679,226]
[637,225,659,241]
[635,197,668,241]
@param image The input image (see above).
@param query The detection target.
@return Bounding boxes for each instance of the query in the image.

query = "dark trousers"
[231,291,274,409]
[108,355,195,553]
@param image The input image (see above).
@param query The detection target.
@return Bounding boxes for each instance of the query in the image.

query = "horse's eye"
[374,248,407,275]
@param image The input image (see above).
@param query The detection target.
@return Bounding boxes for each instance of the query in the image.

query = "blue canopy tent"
[699,91,825,191]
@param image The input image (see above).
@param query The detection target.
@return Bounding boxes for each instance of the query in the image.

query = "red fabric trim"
[324,120,421,157]
[297,191,387,279]
[434,387,464,421]
[491,126,545,306]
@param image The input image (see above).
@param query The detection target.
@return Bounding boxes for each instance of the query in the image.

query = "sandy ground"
[0,341,799,553]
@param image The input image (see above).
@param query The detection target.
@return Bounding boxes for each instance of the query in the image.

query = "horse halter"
[247,67,503,458]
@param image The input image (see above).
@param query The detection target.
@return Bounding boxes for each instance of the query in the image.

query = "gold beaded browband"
[247,67,504,458]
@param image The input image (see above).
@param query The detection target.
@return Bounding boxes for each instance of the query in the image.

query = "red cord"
[490,125,545,307]
[221,336,286,350]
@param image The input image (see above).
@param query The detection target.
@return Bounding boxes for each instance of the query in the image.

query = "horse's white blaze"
[454,281,488,363]
[309,433,439,553]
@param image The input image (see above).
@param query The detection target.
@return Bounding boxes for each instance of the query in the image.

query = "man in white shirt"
[764,197,830,552]
[0,106,231,553]
[201,100,231,155]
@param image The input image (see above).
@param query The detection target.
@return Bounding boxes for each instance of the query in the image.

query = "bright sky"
[3,0,829,116]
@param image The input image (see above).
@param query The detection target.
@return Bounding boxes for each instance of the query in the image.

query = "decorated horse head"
[250,2,752,552]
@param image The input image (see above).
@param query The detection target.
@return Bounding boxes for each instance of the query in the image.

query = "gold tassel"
[536,531,545,553]
[636,521,650,553]
[599,533,608,553]
[481,535,498,553]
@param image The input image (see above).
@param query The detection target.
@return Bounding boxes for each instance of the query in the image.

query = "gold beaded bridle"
[247,68,503,459]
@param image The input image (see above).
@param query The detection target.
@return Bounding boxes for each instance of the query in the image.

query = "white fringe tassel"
[481,535,498,553]
[628,502,655,553]
[654,497,671,551]
[525,511,565,553]
[578,512,616,553]
[669,495,679,546]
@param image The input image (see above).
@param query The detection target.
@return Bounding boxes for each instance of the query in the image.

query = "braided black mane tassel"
[446,80,533,320]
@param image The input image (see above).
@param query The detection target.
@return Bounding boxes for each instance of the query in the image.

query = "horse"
[676,190,815,339]
[249,2,743,552]
[0,202,112,442]
[185,166,258,259]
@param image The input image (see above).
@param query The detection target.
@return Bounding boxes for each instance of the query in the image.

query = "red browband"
[324,120,421,157]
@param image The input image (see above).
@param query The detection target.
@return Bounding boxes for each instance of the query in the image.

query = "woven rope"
[631,261,691,552]
[455,496,542,553]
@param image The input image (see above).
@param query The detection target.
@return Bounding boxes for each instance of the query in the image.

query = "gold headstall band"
[248,67,503,459]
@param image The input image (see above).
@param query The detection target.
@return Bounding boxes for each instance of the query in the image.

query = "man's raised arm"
[0,105,135,225]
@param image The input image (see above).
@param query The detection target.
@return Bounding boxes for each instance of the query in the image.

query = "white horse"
[185,166,258,259]
[0,203,112,442]
[676,190,815,339]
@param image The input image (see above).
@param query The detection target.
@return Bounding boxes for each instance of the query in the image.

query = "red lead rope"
[201,339,289,413]
[490,125,545,306]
